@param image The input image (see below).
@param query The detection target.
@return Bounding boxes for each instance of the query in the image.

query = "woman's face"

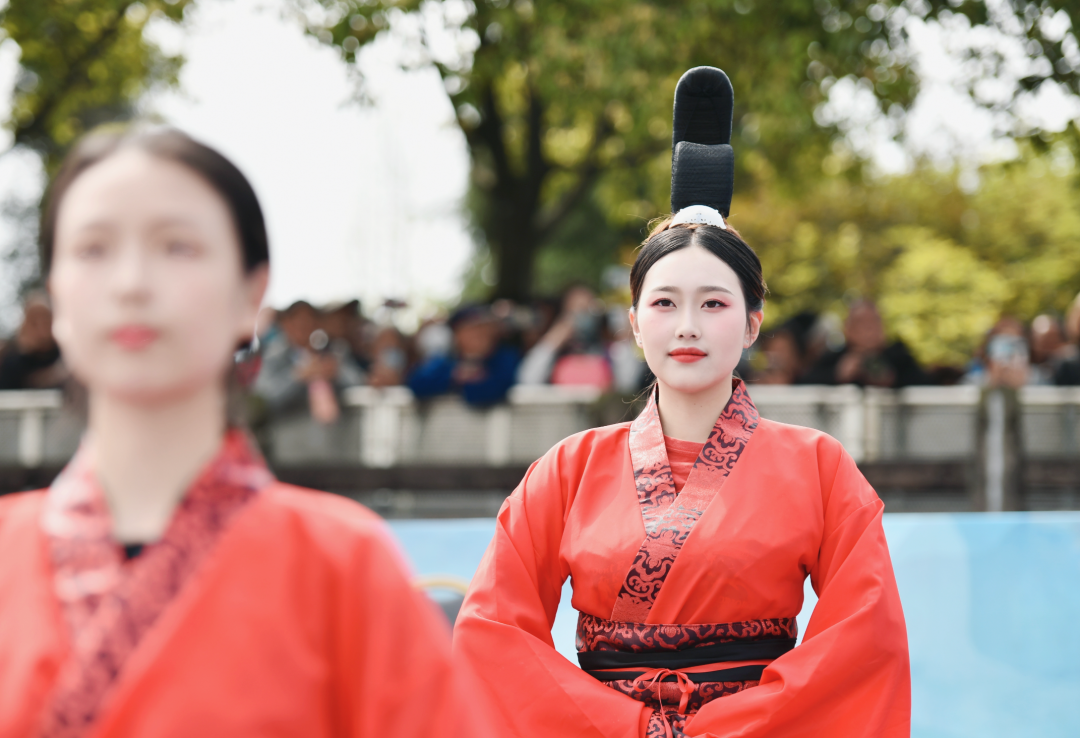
[49,149,268,405]
[630,244,762,396]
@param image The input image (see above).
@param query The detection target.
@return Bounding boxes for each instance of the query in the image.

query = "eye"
[703,299,728,309]
[652,298,675,308]
[165,239,201,257]
[76,241,108,260]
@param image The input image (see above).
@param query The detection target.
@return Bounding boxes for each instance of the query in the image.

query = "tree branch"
[13,0,140,152]
[534,116,611,243]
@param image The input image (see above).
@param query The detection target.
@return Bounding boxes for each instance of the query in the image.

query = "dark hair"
[40,126,269,275]
[629,218,766,315]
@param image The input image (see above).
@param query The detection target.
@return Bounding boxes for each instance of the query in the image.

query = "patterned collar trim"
[38,429,273,738]
[610,379,759,622]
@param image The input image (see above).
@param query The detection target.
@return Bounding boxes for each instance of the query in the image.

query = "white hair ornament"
[670,204,727,230]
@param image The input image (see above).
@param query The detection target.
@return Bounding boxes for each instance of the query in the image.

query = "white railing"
[3,385,1080,469]
[0,390,65,467]
[262,385,603,468]
[340,384,602,467]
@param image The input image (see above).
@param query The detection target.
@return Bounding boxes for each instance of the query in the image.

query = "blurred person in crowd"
[255,300,363,424]
[408,304,519,406]
[0,291,68,390]
[963,316,1030,388]
[491,298,533,353]
[1065,291,1080,358]
[366,324,410,387]
[322,298,367,366]
[415,315,454,360]
[0,127,486,737]
[751,328,803,385]
[606,304,648,395]
[1056,293,1080,385]
[517,284,613,390]
[1028,314,1069,385]
[519,296,560,354]
[800,299,927,387]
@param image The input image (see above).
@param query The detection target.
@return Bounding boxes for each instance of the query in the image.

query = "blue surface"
[388,513,1080,738]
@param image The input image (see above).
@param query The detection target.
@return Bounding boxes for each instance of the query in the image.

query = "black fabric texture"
[577,638,794,672]
[122,543,145,560]
[585,665,768,684]
[671,142,735,216]
[672,67,733,147]
[670,66,736,216]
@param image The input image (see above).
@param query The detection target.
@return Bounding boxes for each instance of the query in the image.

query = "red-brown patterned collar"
[38,429,272,738]
[610,378,759,623]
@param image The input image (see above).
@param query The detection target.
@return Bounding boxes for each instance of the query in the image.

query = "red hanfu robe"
[0,430,485,738]
[454,380,910,737]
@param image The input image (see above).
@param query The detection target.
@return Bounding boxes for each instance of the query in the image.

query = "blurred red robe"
[0,431,485,738]
[455,381,910,737]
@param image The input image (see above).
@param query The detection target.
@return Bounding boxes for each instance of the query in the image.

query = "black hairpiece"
[670,67,735,218]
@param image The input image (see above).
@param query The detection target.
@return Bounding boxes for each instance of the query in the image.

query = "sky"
[0,0,1078,331]
[145,0,473,318]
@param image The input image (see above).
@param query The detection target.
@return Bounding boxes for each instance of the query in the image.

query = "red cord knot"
[631,668,696,738]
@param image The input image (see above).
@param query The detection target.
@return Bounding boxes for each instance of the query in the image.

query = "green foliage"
[305,0,1080,302]
[734,150,1080,366]
[303,0,925,299]
[1,0,192,172]
[878,227,1010,367]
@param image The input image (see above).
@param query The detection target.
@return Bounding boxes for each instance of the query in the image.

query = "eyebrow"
[75,216,202,232]
[651,285,736,296]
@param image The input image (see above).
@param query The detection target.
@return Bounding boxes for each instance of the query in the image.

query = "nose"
[112,241,152,305]
[676,308,701,340]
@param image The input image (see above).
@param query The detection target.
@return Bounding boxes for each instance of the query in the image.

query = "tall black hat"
[669,66,734,229]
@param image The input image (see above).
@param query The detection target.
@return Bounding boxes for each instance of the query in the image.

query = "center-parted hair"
[631,66,765,318]
[630,219,766,315]
[40,126,269,275]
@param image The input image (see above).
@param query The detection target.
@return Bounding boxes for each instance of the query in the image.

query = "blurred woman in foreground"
[0,128,483,738]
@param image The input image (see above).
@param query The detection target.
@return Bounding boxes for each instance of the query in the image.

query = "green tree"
[735,148,1080,366]
[1,0,193,171]
[0,0,192,305]
[303,0,1080,301]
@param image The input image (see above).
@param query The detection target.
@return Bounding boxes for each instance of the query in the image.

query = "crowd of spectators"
[0,292,67,391]
[5,286,1080,424]
[746,294,1080,390]
[247,286,650,423]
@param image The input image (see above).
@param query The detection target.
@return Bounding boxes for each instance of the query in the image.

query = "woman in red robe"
[0,128,485,738]
[454,67,910,738]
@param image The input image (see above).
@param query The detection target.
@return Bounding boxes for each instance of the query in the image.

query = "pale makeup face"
[49,150,268,405]
[629,244,762,396]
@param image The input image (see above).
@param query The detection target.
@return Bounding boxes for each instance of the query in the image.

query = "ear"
[237,264,270,342]
[744,308,763,349]
[628,307,643,348]
[46,274,71,349]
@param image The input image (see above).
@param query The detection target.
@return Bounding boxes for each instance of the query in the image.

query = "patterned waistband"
[576,612,798,733]
[576,612,797,679]
[576,612,798,654]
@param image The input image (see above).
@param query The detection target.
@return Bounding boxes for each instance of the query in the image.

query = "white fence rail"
[3,385,1080,469]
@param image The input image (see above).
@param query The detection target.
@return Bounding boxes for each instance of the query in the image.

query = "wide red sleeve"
[453,450,650,738]
[333,518,494,737]
[685,446,911,737]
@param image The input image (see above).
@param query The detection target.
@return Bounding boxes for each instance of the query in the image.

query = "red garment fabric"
[613,383,759,623]
[454,381,910,738]
[0,433,489,738]
[663,437,704,495]
[39,431,270,737]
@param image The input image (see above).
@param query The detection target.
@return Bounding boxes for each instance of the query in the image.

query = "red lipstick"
[669,347,707,363]
[110,325,159,351]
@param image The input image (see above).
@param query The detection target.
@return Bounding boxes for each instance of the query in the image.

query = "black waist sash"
[578,637,796,683]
